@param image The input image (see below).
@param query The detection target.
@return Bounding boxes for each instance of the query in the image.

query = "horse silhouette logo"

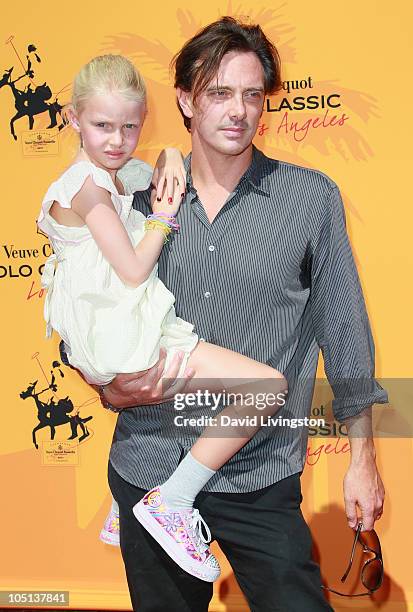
[1,38,68,140]
[20,360,93,449]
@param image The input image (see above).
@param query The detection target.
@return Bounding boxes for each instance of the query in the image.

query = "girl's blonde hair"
[71,54,146,114]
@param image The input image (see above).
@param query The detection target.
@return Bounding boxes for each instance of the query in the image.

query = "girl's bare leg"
[132,342,287,580]
[181,341,288,470]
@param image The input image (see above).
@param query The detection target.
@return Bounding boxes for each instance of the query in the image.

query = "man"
[101,17,388,612]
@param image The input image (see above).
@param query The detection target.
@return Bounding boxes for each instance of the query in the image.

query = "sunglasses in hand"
[322,522,383,597]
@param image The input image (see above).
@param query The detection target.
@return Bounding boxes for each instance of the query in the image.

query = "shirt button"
[200,337,206,342]
[208,245,215,252]
[204,291,211,298]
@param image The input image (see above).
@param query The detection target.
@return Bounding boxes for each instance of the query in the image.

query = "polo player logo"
[1,37,68,140]
[20,359,93,449]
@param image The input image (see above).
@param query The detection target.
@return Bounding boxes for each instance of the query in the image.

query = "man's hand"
[343,406,384,531]
[343,446,385,531]
[103,348,195,409]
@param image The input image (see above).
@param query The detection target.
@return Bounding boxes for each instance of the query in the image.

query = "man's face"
[180,51,265,157]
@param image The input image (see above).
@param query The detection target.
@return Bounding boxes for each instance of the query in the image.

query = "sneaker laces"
[186,509,211,550]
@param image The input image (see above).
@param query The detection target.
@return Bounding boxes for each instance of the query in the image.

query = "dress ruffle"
[37,158,198,384]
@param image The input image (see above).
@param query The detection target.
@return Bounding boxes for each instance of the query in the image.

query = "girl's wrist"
[162,147,183,160]
[147,212,179,228]
[144,212,180,244]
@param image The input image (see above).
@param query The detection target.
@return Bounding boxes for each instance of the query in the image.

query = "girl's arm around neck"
[71,176,164,287]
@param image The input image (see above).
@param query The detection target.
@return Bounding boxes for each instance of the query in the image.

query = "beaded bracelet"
[144,219,172,243]
[147,212,180,230]
[98,385,123,413]
[144,212,180,243]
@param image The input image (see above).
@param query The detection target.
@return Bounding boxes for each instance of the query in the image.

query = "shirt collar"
[184,145,271,196]
[242,146,271,195]
[183,154,193,191]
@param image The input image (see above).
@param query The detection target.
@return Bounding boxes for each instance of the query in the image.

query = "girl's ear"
[176,88,194,119]
[66,106,80,132]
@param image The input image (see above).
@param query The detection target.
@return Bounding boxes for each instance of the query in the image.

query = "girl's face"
[72,91,146,175]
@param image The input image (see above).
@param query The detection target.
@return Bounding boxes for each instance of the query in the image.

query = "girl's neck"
[74,149,124,194]
[76,148,117,177]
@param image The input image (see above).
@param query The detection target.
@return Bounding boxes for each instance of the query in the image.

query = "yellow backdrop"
[0,1,411,610]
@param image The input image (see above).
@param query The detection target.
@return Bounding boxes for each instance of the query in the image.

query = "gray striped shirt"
[109,146,388,493]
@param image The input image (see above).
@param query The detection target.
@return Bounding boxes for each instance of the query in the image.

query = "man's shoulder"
[118,157,153,200]
[256,149,339,196]
[129,160,152,214]
[132,189,151,213]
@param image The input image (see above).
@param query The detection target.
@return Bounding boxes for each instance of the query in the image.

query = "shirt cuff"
[332,380,388,423]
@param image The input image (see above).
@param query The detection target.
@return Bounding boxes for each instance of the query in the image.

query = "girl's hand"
[151,184,183,216]
[152,148,186,205]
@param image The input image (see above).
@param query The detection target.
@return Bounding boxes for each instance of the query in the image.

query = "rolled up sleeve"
[310,185,388,422]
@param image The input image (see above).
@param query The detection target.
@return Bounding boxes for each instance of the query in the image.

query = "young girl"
[38,54,287,583]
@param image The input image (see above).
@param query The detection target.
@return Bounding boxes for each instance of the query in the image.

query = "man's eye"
[210,90,229,97]
[246,91,263,99]
[125,124,137,129]
[96,122,106,128]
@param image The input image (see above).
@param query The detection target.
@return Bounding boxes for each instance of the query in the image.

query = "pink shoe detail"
[133,487,220,582]
[99,508,120,546]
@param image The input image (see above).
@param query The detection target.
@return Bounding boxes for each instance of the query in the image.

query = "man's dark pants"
[108,461,333,612]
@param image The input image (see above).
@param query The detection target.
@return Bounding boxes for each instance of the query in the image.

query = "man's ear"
[176,88,194,119]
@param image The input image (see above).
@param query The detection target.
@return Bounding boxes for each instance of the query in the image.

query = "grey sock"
[160,451,216,509]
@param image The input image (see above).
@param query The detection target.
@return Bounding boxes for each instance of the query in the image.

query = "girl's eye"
[96,123,106,128]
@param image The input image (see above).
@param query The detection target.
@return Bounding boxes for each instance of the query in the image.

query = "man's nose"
[229,95,247,121]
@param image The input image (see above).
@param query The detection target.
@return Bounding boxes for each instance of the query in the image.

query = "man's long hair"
[171,16,282,131]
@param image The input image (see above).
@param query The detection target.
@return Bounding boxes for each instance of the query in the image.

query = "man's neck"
[190,140,253,193]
